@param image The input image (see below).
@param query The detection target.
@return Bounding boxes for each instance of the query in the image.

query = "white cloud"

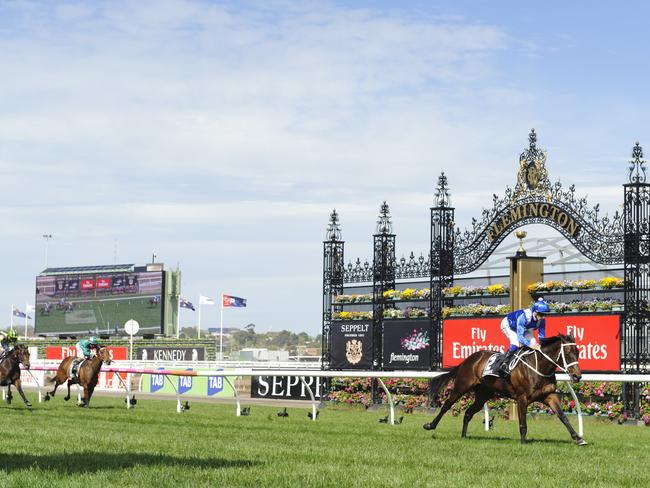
[0,1,640,334]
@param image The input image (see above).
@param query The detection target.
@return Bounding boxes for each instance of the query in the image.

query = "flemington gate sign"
[322,129,650,415]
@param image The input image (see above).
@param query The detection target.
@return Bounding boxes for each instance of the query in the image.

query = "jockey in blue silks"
[499,297,550,374]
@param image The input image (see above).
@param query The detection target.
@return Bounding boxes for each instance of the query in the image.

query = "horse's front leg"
[517,397,529,444]
[544,392,587,446]
[14,379,32,408]
[6,384,12,404]
[85,385,95,407]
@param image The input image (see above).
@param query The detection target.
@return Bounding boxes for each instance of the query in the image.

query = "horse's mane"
[540,334,569,347]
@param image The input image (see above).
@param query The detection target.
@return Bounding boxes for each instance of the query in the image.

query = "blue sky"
[1,1,647,335]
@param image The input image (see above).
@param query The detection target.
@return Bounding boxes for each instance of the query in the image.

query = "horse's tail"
[45,373,57,384]
[429,367,459,393]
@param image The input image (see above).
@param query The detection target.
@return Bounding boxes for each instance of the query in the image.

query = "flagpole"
[24,302,28,338]
[197,295,201,340]
[176,295,180,339]
[219,293,224,361]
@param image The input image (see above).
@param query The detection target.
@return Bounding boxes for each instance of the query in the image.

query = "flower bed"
[332,311,373,320]
[528,276,624,294]
[332,300,624,320]
[443,284,509,297]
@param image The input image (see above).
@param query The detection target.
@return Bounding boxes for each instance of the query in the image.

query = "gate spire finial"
[529,128,537,149]
[514,129,551,200]
[628,141,647,184]
[326,209,342,241]
[376,201,393,235]
[434,172,451,208]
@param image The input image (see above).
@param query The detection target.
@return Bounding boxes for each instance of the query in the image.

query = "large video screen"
[35,271,164,335]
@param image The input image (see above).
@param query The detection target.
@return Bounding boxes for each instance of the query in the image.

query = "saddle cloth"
[482,352,505,377]
[482,349,530,377]
[67,358,85,379]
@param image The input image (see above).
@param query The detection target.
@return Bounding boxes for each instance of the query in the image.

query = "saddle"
[482,349,529,377]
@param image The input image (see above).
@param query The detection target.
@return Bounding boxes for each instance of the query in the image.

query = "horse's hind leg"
[423,383,471,431]
[5,385,12,404]
[47,375,62,398]
[544,392,586,445]
[462,386,491,438]
[64,380,73,401]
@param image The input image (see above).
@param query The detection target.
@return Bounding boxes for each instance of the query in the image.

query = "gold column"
[508,231,545,311]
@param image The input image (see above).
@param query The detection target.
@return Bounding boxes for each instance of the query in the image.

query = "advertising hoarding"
[382,320,432,370]
[250,376,326,400]
[442,314,620,371]
[330,322,373,369]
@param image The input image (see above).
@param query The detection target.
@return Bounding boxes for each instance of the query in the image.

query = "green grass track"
[2,396,649,487]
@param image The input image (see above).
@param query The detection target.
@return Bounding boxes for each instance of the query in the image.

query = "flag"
[26,304,35,314]
[13,308,31,319]
[199,295,215,306]
[223,295,247,308]
[180,298,195,311]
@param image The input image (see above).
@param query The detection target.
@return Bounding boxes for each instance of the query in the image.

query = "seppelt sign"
[442,314,620,372]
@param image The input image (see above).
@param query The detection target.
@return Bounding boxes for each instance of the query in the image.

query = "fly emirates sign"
[442,314,620,371]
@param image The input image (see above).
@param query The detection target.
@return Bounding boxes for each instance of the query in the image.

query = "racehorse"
[0,345,32,408]
[45,347,112,407]
[423,334,586,445]
[148,296,160,307]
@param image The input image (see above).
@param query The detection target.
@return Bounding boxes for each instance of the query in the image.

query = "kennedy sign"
[136,347,205,361]
[442,314,620,371]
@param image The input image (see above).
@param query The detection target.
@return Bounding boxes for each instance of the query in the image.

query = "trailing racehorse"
[45,347,112,407]
[0,345,32,408]
[423,334,587,445]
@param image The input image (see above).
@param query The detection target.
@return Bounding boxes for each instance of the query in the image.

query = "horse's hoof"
[43,395,50,402]
[576,438,588,446]
[25,402,32,408]
[423,423,433,431]
[64,396,70,402]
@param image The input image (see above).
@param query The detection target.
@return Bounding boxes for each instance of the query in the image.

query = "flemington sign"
[487,202,581,241]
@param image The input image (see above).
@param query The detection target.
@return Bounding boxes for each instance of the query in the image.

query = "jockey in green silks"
[71,336,101,376]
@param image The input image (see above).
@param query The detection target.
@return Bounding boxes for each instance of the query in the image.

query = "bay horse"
[45,347,112,407]
[0,345,32,408]
[423,334,586,445]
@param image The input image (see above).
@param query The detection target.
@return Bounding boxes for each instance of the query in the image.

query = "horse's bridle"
[518,341,579,377]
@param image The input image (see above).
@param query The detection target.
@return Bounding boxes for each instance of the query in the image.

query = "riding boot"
[499,349,516,376]
[71,359,79,376]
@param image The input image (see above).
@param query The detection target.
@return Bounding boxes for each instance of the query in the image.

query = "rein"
[515,342,578,377]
